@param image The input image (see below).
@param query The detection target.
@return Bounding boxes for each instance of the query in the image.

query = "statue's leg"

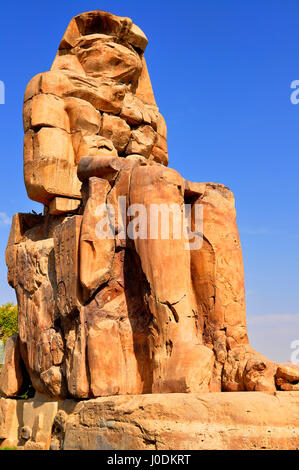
[190,183,276,392]
[190,184,248,344]
[130,164,214,393]
[79,171,153,396]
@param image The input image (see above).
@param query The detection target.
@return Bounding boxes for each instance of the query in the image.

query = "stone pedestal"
[1,392,299,450]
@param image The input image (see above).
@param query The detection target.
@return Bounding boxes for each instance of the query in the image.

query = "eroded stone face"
[1,10,296,401]
[74,38,143,83]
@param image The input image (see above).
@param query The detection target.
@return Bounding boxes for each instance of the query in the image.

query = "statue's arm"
[23,72,82,205]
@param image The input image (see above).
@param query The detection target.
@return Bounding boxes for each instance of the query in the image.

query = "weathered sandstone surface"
[0,10,298,451]
[1,392,299,450]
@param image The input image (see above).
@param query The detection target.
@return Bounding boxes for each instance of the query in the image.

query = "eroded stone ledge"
[1,391,299,450]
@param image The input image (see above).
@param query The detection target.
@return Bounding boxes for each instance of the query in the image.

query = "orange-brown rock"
[65,97,101,135]
[75,134,118,162]
[100,113,131,153]
[0,398,24,448]
[23,94,70,132]
[75,38,142,84]
[3,10,297,407]
[151,133,168,165]
[276,365,299,382]
[5,215,68,398]
[120,93,158,127]
[79,177,113,297]
[126,124,157,158]
[275,365,299,391]
[22,10,157,207]
[5,212,43,287]
[49,197,80,215]
[0,336,25,397]
[58,11,148,52]
[3,392,299,450]
[54,215,82,316]
[62,392,299,450]
[24,127,81,204]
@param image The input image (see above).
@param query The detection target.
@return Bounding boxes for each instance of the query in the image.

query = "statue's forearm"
[77,155,124,182]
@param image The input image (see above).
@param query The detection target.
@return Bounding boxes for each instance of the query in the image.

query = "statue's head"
[51,11,156,104]
[74,35,142,85]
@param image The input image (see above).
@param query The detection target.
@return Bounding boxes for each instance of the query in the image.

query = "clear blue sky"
[0,0,298,362]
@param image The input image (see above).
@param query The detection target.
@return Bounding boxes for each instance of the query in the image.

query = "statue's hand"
[77,155,125,183]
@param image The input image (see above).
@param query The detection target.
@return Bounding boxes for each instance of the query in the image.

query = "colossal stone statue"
[1,11,297,400]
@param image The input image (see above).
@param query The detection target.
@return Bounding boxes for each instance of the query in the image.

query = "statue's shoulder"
[24,70,73,102]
